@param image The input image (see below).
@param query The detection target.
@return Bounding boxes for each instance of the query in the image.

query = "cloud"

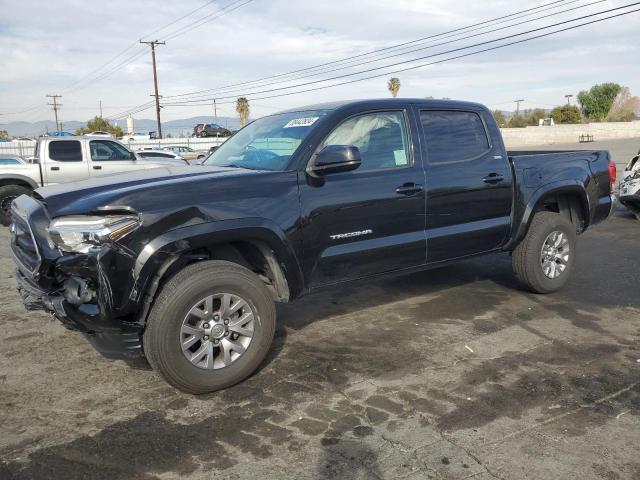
[0,0,638,123]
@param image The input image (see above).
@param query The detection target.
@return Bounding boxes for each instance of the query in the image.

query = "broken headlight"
[48,215,140,253]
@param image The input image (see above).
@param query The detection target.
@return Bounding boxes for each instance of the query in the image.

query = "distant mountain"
[0,116,242,137]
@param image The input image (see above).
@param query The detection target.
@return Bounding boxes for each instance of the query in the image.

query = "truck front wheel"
[512,211,577,294]
[0,185,31,226]
[143,260,276,394]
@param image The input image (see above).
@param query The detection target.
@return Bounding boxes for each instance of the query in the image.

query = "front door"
[419,108,513,263]
[300,109,427,287]
[88,140,140,176]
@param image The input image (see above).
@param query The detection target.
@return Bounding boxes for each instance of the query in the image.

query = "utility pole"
[99,100,103,118]
[565,94,573,106]
[213,98,218,123]
[140,40,165,139]
[514,99,525,116]
[46,94,62,132]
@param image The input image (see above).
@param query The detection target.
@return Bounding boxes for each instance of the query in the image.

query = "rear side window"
[49,140,82,162]
[420,110,489,163]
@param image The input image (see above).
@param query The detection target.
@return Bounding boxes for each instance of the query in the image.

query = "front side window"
[204,109,329,171]
[49,140,82,162]
[420,110,489,163]
[321,111,410,171]
[90,140,132,161]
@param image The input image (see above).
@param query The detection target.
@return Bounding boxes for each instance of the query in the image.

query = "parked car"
[161,145,208,162]
[0,136,187,225]
[9,99,617,394]
[123,132,157,143]
[136,149,189,165]
[0,154,28,165]
[86,131,113,138]
[193,123,232,138]
[620,148,640,219]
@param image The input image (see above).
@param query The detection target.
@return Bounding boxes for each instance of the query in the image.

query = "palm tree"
[387,77,401,98]
[236,97,250,127]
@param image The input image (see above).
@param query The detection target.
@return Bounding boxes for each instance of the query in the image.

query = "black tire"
[143,260,276,394]
[0,185,31,226]
[512,211,577,294]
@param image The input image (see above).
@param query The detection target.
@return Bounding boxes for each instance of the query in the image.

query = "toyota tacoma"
[9,99,617,394]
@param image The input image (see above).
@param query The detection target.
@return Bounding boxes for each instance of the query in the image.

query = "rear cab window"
[420,110,490,163]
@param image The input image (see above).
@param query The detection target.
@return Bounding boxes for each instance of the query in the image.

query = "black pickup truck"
[10,99,617,394]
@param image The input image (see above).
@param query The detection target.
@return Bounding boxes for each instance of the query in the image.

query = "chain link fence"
[0,136,228,158]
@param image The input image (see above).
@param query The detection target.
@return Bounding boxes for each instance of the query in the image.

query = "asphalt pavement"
[0,139,639,480]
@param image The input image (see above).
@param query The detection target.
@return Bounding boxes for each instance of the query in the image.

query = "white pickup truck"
[0,136,187,225]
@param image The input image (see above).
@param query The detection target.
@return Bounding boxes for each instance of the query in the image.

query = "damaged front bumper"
[10,196,143,360]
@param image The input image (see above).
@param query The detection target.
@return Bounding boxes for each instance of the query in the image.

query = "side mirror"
[130,151,137,160]
[309,145,361,176]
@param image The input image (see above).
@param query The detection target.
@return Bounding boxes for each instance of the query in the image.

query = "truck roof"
[278,98,487,114]
[38,136,123,142]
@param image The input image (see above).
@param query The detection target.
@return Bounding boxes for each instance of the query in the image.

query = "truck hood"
[36,165,263,216]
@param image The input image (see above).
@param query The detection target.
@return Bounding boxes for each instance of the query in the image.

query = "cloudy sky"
[1,0,639,125]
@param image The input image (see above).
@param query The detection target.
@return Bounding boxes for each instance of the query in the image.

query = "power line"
[62,1,223,96]
[162,2,640,105]
[162,5,640,109]
[164,0,605,103]
[163,0,255,42]
[162,0,580,101]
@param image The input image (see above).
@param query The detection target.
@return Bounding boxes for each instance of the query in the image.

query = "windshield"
[203,110,328,171]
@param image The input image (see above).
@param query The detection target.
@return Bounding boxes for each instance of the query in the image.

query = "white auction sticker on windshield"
[283,117,320,128]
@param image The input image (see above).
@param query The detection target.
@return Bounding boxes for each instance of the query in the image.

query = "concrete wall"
[502,120,640,147]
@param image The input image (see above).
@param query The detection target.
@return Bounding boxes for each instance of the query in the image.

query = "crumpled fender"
[130,217,304,306]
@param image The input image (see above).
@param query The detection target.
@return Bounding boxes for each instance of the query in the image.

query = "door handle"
[93,165,102,170]
[483,173,505,184]
[50,166,60,171]
[395,183,423,196]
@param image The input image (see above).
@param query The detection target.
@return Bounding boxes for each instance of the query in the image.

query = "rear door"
[419,108,513,263]
[88,139,142,176]
[43,140,90,184]
[300,108,427,287]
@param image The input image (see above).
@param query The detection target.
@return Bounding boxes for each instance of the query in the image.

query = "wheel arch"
[0,174,38,190]
[133,218,304,325]
[505,180,590,250]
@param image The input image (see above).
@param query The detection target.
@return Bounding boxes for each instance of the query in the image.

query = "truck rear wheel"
[0,185,31,226]
[512,211,576,294]
[143,260,276,394]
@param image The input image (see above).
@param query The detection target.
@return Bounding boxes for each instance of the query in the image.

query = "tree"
[387,77,401,98]
[0,130,8,139]
[550,105,582,124]
[528,108,547,126]
[577,83,621,121]
[492,110,506,127]
[605,86,639,122]
[75,116,123,137]
[507,114,528,128]
[236,97,250,127]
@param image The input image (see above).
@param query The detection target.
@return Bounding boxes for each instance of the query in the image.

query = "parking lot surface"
[1,139,639,480]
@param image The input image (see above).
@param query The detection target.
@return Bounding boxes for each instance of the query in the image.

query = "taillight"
[608,160,617,193]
